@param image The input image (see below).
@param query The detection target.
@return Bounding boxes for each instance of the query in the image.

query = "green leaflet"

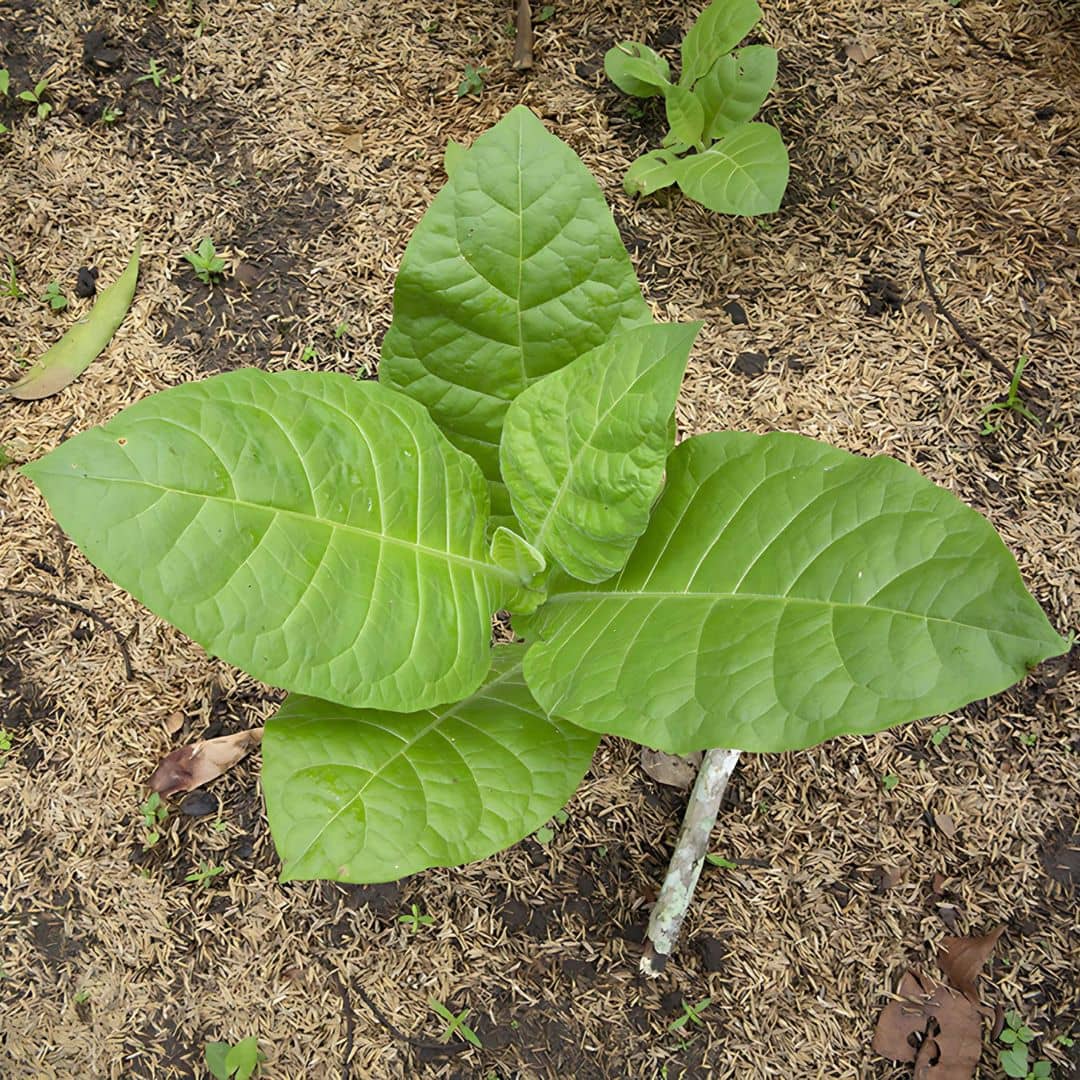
[691,45,779,140]
[519,431,1068,754]
[380,106,652,517]
[24,370,513,712]
[663,83,706,147]
[679,0,763,88]
[489,526,547,614]
[603,42,672,98]
[264,645,600,883]
[672,123,789,216]
[624,149,680,197]
[501,323,701,584]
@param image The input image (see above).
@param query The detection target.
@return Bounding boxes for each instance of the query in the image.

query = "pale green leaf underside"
[489,526,547,613]
[673,123,789,216]
[679,0,762,87]
[24,370,512,712]
[692,45,778,140]
[520,431,1068,754]
[604,42,672,98]
[501,323,701,584]
[624,149,679,197]
[380,106,652,516]
[264,646,600,882]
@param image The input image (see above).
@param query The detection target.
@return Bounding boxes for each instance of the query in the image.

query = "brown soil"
[1,1,1078,1078]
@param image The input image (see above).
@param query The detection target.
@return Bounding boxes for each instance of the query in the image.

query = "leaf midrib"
[87,474,516,583]
[541,589,1051,644]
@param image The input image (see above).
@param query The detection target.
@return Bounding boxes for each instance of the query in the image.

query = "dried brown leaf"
[163,710,184,736]
[147,727,263,797]
[873,970,984,1079]
[937,925,1005,1002]
[844,40,878,63]
[640,747,703,789]
[935,812,957,838]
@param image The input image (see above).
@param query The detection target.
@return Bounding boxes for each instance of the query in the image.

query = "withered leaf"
[844,41,878,64]
[163,710,184,736]
[934,812,957,838]
[873,970,984,1079]
[938,925,1005,1003]
[147,727,263,797]
[640,747,703,789]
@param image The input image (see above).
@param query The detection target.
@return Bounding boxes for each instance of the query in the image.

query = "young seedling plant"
[22,109,1068,971]
[18,78,51,119]
[183,238,227,284]
[205,1036,266,1080]
[605,0,789,215]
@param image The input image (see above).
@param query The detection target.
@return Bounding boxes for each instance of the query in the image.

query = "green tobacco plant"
[605,0,788,215]
[23,109,1066,905]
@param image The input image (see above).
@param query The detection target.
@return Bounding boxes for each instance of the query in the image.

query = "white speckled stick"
[641,748,741,976]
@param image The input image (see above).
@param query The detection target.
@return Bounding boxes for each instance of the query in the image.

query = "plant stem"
[641,747,740,977]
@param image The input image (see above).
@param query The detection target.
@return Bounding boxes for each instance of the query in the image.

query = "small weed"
[1019,731,1038,747]
[0,728,11,754]
[428,997,482,1048]
[334,321,350,340]
[536,5,556,20]
[0,69,9,96]
[456,65,488,98]
[930,723,951,747]
[210,818,228,833]
[18,78,51,119]
[398,903,433,932]
[185,860,226,889]
[668,996,712,1033]
[205,1036,266,1080]
[300,345,318,364]
[100,104,122,125]
[1055,1035,1074,1048]
[73,989,91,1005]
[41,281,68,311]
[881,773,900,791]
[704,853,737,869]
[3,256,23,299]
[533,807,569,845]
[183,238,227,284]
[139,791,168,849]
[979,355,1038,434]
[424,19,440,33]
[998,1010,1051,1079]
[134,58,179,88]
[0,446,11,466]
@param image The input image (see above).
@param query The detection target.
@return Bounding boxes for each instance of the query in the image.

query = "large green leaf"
[692,45,778,140]
[381,106,652,517]
[520,432,1068,754]
[264,645,600,882]
[501,323,701,584]
[604,41,672,98]
[679,0,762,88]
[672,123,789,216]
[24,370,516,711]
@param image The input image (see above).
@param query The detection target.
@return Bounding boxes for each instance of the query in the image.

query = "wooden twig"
[512,0,534,70]
[641,747,741,976]
[916,244,1013,382]
[0,587,135,679]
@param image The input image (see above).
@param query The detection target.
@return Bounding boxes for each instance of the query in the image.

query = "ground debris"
[147,728,263,797]
[640,747,703,789]
[937,926,1005,1003]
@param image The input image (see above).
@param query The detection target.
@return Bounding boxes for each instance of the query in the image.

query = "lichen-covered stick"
[641,747,741,976]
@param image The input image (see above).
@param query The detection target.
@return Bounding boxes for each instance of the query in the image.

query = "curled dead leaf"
[938,925,1005,1002]
[640,747,703,789]
[163,710,184,736]
[147,727,263,797]
[934,812,957,838]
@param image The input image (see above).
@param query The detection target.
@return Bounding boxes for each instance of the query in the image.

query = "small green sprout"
[134,58,179,88]
[428,997,482,1048]
[881,773,900,791]
[398,903,433,932]
[930,723,951,747]
[0,728,12,754]
[456,65,488,98]
[536,5,556,20]
[998,1009,1051,1079]
[185,860,227,889]
[3,256,23,299]
[211,818,228,833]
[41,281,68,311]
[205,1036,266,1080]
[0,69,9,97]
[979,356,1039,434]
[73,989,91,1005]
[533,808,569,845]
[18,78,51,119]
[100,104,122,125]
[1019,731,1038,748]
[668,996,712,1033]
[333,321,350,340]
[300,345,318,364]
[183,238,227,284]
[140,791,168,849]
